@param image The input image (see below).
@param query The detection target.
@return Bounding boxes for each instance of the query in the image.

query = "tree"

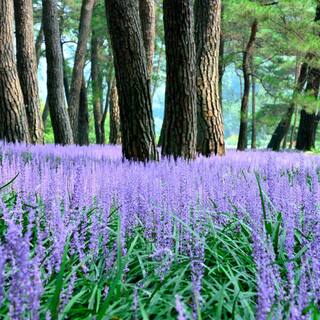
[237,19,258,151]
[68,0,95,143]
[139,0,156,82]
[161,0,197,159]
[109,81,122,144]
[0,0,30,142]
[267,62,308,150]
[14,0,44,143]
[78,75,89,145]
[42,0,73,145]
[105,0,157,161]
[195,0,225,157]
[251,60,257,149]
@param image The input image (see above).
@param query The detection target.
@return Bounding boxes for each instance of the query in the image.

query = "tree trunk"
[218,4,225,104]
[139,0,155,82]
[0,0,30,143]
[105,0,157,161]
[195,0,225,157]
[42,0,74,144]
[101,77,112,145]
[289,103,299,149]
[109,81,122,144]
[35,23,43,66]
[251,67,256,149]
[267,63,307,151]
[161,0,197,159]
[237,19,258,151]
[68,0,95,143]
[78,75,89,146]
[61,43,70,103]
[91,29,104,144]
[14,0,44,143]
[42,100,50,128]
[296,66,320,151]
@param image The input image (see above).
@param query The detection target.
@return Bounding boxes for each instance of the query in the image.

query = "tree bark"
[78,75,89,146]
[91,29,104,144]
[42,0,74,144]
[195,0,225,157]
[267,63,307,151]
[161,0,197,159]
[0,0,30,143]
[68,0,95,143]
[296,66,320,151]
[237,19,258,151]
[14,0,44,143]
[109,80,122,144]
[139,0,155,82]
[105,0,157,161]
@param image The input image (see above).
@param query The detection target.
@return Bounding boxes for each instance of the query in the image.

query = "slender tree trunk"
[91,30,103,144]
[105,0,157,161]
[296,66,320,151]
[139,0,155,82]
[42,0,73,144]
[78,75,89,146]
[42,100,50,128]
[152,41,164,99]
[267,63,307,151]
[237,19,258,151]
[14,0,44,143]
[161,0,197,159]
[109,80,122,144]
[289,103,299,149]
[0,0,30,142]
[195,0,225,157]
[61,43,70,103]
[251,67,256,149]
[35,23,43,66]
[68,0,95,143]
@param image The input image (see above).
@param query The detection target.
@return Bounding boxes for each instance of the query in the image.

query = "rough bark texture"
[14,0,44,143]
[91,30,104,144]
[78,75,89,146]
[139,0,155,81]
[161,0,197,159]
[296,66,320,150]
[109,81,122,144]
[268,63,307,151]
[105,0,157,161]
[68,0,95,143]
[0,0,30,143]
[237,19,258,151]
[42,0,73,144]
[195,0,225,157]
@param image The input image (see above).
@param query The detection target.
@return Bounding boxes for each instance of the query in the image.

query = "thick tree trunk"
[296,66,320,151]
[161,0,197,159]
[268,63,307,151]
[0,0,30,143]
[251,70,257,149]
[91,30,104,144]
[68,0,95,143]
[105,0,157,161]
[195,0,225,157]
[42,0,73,144]
[139,0,155,82]
[78,75,89,146]
[14,0,44,143]
[237,19,258,151]
[218,4,225,104]
[109,81,122,144]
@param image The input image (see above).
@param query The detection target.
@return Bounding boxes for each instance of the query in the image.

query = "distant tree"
[0,0,30,142]
[237,19,258,151]
[42,0,73,144]
[109,81,122,144]
[105,0,157,161]
[68,0,95,143]
[251,59,257,149]
[195,0,225,156]
[78,74,89,145]
[14,0,44,144]
[161,0,197,159]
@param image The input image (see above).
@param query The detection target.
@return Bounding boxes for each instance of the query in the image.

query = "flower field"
[0,143,319,319]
